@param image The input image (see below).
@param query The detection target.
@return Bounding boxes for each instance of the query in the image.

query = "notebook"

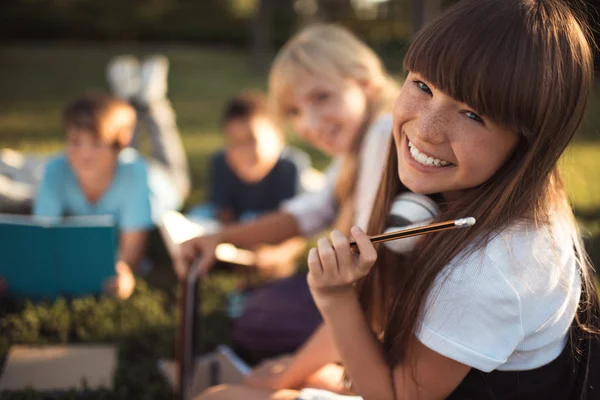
[158,345,250,397]
[159,211,256,278]
[0,214,117,300]
[0,344,117,391]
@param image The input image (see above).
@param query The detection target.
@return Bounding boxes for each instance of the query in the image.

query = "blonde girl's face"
[284,74,369,156]
[394,72,519,200]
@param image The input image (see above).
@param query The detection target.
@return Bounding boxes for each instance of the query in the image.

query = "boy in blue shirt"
[34,93,154,299]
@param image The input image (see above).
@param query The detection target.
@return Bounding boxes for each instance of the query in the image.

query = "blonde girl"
[184,23,399,395]
[183,24,399,273]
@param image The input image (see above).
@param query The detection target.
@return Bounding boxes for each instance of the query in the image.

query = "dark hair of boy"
[220,92,272,127]
[62,92,136,150]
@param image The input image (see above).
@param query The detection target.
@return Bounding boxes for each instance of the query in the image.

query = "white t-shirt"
[416,219,581,372]
[282,114,393,235]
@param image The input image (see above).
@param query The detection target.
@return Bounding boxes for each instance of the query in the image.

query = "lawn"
[0,43,599,398]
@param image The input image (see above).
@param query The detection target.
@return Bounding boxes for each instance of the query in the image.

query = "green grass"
[0,43,599,398]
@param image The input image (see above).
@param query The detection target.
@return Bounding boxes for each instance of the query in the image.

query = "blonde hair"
[269,23,398,124]
[269,24,399,233]
[63,92,136,150]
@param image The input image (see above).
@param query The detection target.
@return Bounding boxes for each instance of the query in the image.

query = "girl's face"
[284,73,369,156]
[394,72,519,200]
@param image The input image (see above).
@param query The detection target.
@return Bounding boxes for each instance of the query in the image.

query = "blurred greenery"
[0,43,599,398]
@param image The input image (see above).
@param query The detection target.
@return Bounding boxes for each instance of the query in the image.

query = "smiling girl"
[303,0,600,399]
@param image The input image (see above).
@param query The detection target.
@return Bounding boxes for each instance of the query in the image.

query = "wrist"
[310,285,358,313]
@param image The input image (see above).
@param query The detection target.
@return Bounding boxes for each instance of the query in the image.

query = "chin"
[398,171,434,195]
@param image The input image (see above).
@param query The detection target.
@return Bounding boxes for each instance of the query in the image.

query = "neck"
[79,168,116,204]
[442,190,464,203]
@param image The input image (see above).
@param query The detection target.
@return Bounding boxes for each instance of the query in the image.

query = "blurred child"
[33,93,155,299]
[203,91,312,225]
[0,55,190,218]
[184,92,314,278]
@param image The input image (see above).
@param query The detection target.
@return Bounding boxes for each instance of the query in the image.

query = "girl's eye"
[415,80,432,95]
[465,111,484,124]
[285,107,299,118]
[315,92,330,102]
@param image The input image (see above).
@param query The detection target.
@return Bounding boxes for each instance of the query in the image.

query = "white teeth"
[407,141,450,167]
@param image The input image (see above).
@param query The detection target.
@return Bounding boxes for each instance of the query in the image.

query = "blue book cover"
[0,214,117,300]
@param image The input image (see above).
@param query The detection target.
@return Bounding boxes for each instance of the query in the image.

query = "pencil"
[349,217,476,248]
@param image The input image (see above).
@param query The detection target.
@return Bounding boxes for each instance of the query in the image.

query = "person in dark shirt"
[187,92,312,277]
[207,91,311,224]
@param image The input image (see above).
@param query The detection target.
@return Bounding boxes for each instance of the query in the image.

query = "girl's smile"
[405,136,453,169]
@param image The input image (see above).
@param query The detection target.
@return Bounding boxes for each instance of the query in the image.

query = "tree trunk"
[251,0,274,73]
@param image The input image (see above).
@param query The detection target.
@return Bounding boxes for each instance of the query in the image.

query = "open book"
[0,214,117,300]
[158,345,250,397]
[159,211,256,278]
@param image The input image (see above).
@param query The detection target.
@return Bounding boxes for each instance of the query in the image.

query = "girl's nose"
[298,108,320,140]
[414,109,447,145]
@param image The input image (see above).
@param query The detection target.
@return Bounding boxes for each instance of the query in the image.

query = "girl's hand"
[180,234,221,278]
[307,226,377,304]
[244,355,295,390]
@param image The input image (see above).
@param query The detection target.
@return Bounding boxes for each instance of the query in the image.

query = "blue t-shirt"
[34,149,154,232]
[209,148,306,221]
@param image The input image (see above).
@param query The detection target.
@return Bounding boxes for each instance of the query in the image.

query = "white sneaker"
[106,55,141,101]
[138,54,169,106]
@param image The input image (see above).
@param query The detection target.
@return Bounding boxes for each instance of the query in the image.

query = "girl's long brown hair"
[359,0,599,371]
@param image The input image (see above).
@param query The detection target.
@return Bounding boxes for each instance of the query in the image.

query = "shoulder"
[44,153,69,171]
[366,113,393,140]
[210,150,229,171]
[211,150,227,164]
[418,220,579,371]
[459,221,574,288]
[42,153,69,180]
[430,219,578,322]
[360,114,393,157]
[281,146,312,171]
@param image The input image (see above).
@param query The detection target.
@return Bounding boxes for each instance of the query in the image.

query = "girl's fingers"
[317,237,337,276]
[307,247,323,275]
[350,226,378,270]
[329,230,352,269]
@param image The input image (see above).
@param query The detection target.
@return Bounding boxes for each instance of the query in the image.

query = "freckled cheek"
[393,96,418,127]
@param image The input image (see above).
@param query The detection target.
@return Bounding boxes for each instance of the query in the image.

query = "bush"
[0,281,176,399]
